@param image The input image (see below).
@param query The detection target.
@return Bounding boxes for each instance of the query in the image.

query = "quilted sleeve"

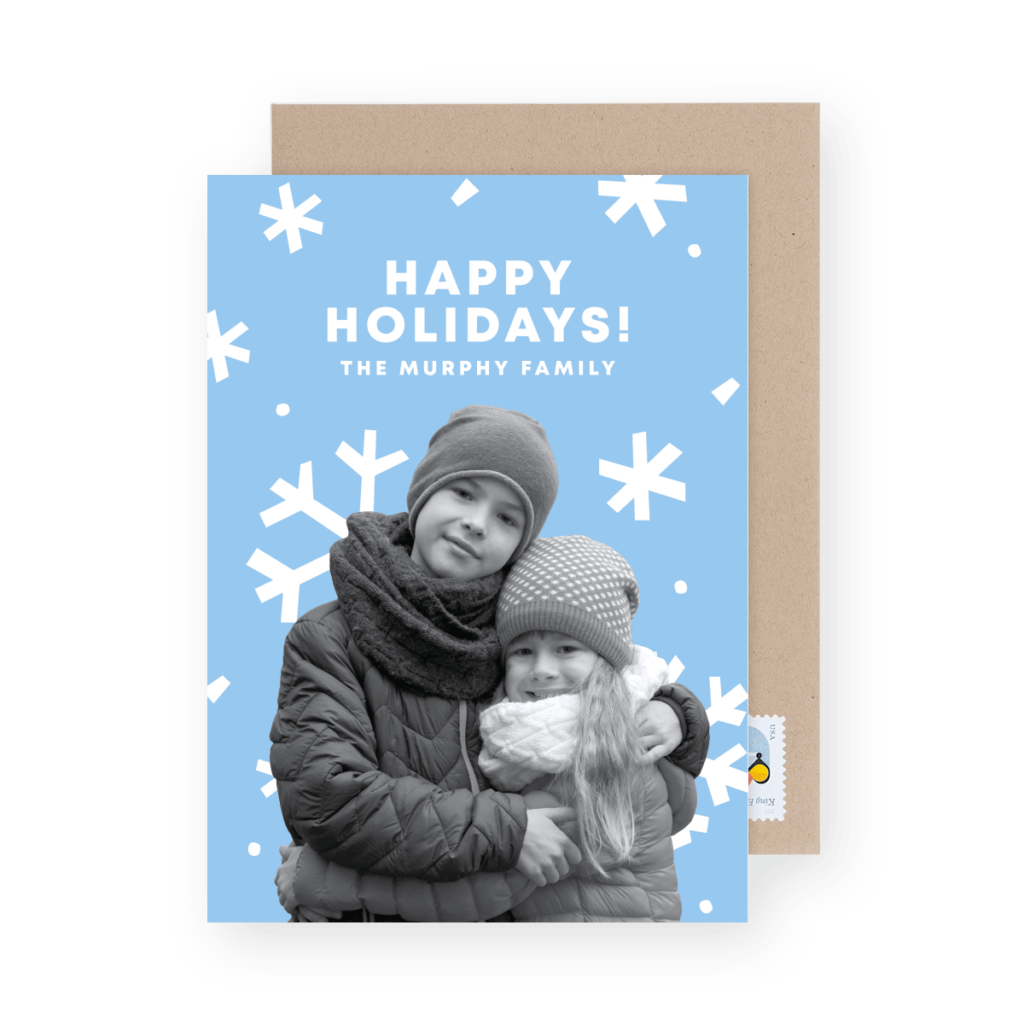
[291,843,536,922]
[650,683,711,777]
[656,761,698,834]
[269,609,529,882]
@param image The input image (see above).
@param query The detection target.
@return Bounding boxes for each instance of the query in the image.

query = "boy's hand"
[637,700,683,763]
[275,843,302,914]
[515,807,582,886]
[523,790,580,842]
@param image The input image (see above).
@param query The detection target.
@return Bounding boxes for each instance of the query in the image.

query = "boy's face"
[410,476,526,580]
[504,631,599,702]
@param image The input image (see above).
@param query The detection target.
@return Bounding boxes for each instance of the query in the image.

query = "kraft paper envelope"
[269,103,819,855]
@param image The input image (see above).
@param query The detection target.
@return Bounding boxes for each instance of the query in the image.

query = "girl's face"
[504,631,599,702]
[410,476,526,580]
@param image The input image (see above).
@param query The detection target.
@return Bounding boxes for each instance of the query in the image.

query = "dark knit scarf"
[330,511,507,700]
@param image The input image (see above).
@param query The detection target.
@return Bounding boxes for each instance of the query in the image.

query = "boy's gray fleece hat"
[407,405,559,563]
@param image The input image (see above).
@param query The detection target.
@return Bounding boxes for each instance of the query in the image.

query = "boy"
[270,405,704,920]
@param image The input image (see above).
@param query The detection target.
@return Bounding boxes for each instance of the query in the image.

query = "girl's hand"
[637,700,683,762]
[275,844,303,914]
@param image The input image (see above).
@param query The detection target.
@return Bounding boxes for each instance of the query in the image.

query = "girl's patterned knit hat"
[407,405,559,563]
[496,535,640,670]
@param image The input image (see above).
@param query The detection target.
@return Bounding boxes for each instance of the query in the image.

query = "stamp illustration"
[748,715,785,821]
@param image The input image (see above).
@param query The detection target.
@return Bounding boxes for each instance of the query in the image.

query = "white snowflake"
[256,759,277,798]
[597,175,687,236]
[248,429,408,622]
[260,462,349,537]
[705,676,748,727]
[712,378,741,405]
[599,432,686,520]
[207,675,231,703]
[336,430,409,512]
[451,178,479,206]
[247,550,331,624]
[207,310,249,383]
[672,813,709,849]
[259,182,323,254]
[699,744,748,806]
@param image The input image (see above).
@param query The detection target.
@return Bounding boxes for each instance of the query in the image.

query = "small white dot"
[248,842,261,856]
[699,899,713,914]
[674,580,687,594]
[688,244,701,258]
[276,404,290,417]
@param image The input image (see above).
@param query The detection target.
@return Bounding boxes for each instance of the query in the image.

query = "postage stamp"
[747,715,786,821]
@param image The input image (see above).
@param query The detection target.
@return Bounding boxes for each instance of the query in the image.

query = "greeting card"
[208,173,748,921]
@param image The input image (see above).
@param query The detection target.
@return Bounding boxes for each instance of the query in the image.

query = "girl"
[278,534,706,922]
[479,533,697,921]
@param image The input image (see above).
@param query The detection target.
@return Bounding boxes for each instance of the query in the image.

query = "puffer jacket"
[287,756,695,922]
[270,600,530,891]
[510,761,695,922]
[271,600,709,921]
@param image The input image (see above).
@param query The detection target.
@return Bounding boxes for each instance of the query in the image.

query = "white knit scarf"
[477,645,669,792]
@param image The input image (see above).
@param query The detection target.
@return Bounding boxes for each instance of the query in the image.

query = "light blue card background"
[208,173,748,922]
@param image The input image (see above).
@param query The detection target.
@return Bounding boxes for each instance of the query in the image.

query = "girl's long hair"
[556,656,646,875]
